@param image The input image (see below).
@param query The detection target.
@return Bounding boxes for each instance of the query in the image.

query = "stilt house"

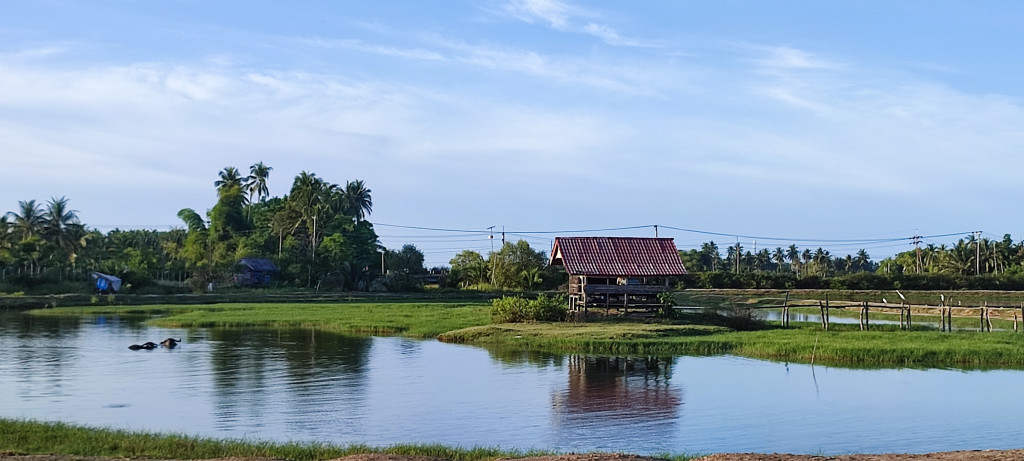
[549,237,687,312]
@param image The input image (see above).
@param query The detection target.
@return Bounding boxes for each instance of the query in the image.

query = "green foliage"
[0,418,557,461]
[487,240,547,290]
[490,294,567,323]
[449,250,488,288]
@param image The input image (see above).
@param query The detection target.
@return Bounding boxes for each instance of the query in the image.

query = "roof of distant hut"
[549,237,687,277]
[237,258,280,272]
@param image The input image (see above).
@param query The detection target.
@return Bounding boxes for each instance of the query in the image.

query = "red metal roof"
[550,237,687,276]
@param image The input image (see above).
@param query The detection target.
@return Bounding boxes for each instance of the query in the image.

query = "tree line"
[0,163,566,294]
[1,163,384,293]
[6,176,1024,294]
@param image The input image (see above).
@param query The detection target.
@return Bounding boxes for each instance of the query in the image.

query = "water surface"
[2,311,1023,455]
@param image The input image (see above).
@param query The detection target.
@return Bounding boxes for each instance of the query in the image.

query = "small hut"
[549,237,687,313]
[234,258,279,287]
[90,272,122,294]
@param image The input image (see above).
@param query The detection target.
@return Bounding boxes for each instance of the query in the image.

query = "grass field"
[32,301,491,338]
[0,418,572,461]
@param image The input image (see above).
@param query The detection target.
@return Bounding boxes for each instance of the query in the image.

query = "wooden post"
[940,307,946,332]
[948,306,953,332]
[783,291,790,327]
[980,305,986,332]
[865,303,869,330]
[899,303,905,329]
[1014,312,1018,332]
[907,305,912,329]
[824,294,830,330]
[986,304,993,332]
[819,300,826,330]
[859,301,865,330]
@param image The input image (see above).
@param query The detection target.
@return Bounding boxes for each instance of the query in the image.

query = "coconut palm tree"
[0,215,13,269]
[244,162,272,220]
[800,248,812,276]
[700,241,719,272]
[854,249,871,272]
[43,196,84,272]
[787,245,800,275]
[246,162,273,203]
[812,248,831,276]
[940,239,973,275]
[214,166,245,197]
[7,199,45,241]
[772,247,786,273]
[342,180,373,222]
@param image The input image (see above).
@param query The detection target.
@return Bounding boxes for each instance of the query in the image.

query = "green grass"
[0,418,567,461]
[442,318,1024,369]
[31,302,491,339]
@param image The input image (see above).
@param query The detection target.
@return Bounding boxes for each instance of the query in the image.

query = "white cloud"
[503,0,575,29]
[300,38,444,61]
[498,0,657,48]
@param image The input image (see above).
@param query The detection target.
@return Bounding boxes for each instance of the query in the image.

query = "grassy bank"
[441,319,1024,369]
[1,291,500,310]
[0,419,570,461]
[31,302,491,338]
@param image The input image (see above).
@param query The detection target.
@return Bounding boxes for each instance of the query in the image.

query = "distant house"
[91,272,122,294]
[549,237,687,312]
[234,258,279,287]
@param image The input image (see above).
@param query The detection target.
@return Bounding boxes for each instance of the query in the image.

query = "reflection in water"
[551,356,680,453]
[206,328,372,435]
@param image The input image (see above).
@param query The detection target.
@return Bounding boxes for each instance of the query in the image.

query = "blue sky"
[2,1,1023,266]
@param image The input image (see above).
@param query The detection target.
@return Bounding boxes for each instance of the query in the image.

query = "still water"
[2,311,1024,455]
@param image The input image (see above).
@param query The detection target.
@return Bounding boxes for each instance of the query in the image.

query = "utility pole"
[501,226,505,246]
[735,240,741,274]
[975,231,982,275]
[913,233,922,274]
[487,226,495,254]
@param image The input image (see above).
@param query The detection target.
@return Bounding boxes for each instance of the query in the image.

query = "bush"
[491,294,567,323]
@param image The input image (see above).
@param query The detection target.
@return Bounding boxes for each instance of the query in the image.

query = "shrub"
[491,294,567,323]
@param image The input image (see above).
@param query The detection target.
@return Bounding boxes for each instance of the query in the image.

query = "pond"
[2,311,1024,455]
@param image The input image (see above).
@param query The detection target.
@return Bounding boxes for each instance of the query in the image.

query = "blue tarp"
[91,272,122,293]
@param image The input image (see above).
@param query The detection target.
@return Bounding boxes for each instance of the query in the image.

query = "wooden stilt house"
[549,237,687,313]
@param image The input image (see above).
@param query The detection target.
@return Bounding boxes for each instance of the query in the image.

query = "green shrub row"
[490,294,567,323]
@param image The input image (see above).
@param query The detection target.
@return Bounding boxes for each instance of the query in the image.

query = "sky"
[2,0,1024,266]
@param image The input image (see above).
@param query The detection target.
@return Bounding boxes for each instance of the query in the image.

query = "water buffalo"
[160,338,181,348]
[128,341,158,350]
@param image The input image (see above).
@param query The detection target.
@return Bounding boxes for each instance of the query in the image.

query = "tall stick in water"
[811,333,820,367]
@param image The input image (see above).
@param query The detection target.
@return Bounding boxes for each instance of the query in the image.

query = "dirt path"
[5,451,1024,461]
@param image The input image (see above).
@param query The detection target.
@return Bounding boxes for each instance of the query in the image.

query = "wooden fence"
[739,292,1024,332]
